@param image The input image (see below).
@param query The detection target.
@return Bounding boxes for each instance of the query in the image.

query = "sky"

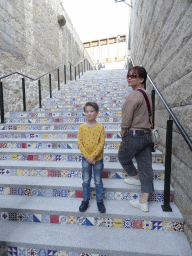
[61,0,131,42]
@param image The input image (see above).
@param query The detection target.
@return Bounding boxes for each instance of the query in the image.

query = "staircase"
[0,69,191,256]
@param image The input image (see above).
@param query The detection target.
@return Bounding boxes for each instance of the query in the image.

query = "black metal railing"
[128,58,192,212]
[0,58,93,123]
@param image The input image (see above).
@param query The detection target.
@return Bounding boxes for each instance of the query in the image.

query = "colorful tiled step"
[0,130,122,139]
[5,116,122,124]
[1,221,191,256]
[0,195,184,231]
[0,122,120,130]
[0,159,165,180]
[0,148,163,164]
[0,176,174,202]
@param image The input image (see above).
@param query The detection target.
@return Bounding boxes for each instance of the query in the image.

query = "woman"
[118,66,154,212]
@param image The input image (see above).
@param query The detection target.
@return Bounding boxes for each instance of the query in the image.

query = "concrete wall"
[0,0,92,113]
[130,0,192,247]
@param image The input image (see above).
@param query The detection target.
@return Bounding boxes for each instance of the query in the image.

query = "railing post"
[151,89,155,129]
[161,119,173,212]
[22,78,26,112]
[57,68,60,90]
[82,62,83,75]
[38,79,42,108]
[0,81,5,123]
[70,64,72,80]
[78,64,80,79]
[75,66,76,80]
[84,59,86,72]
[49,74,52,98]
[64,65,66,84]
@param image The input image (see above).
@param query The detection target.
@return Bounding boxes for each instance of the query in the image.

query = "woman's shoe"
[124,176,141,186]
[129,199,149,212]
[79,200,89,212]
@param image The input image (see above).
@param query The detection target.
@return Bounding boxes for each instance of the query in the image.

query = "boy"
[78,102,106,213]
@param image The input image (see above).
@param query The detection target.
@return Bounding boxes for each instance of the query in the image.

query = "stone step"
[0,176,173,202]
[0,129,122,139]
[0,159,165,180]
[0,148,163,164]
[1,221,191,256]
[5,116,122,124]
[0,122,121,131]
[0,195,184,231]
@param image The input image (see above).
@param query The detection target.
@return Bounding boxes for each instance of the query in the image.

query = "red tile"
[22,143,27,148]
[49,113,52,117]
[133,220,142,229]
[55,118,60,123]
[67,134,72,138]
[102,172,109,178]
[50,215,59,224]
[13,126,17,130]
[106,133,112,138]
[75,190,83,198]
[33,155,39,161]
[48,170,55,177]
[28,155,33,160]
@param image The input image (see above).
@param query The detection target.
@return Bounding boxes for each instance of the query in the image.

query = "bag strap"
[137,89,152,124]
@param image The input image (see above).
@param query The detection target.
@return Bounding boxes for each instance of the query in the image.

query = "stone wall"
[0,0,92,113]
[130,0,192,247]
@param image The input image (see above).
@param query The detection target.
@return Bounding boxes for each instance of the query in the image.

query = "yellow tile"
[44,134,49,139]
[118,111,122,116]
[12,154,17,160]
[116,144,120,149]
[17,169,23,176]
[17,126,21,130]
[113,218,123,228]
[4,187,10,195]
[44,119,48,123]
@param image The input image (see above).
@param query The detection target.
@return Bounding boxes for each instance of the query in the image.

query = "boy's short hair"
[83,102,99,112]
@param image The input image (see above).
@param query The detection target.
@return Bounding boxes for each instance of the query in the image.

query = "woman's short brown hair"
[127,66,147,84]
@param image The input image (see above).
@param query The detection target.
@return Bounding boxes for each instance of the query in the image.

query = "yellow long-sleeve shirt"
[78,122,105,161]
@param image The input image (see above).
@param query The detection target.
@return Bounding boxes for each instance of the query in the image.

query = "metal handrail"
[147,74,192,151]
[0,59,90,81]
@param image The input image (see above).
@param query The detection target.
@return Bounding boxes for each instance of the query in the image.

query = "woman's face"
[127,69,144,90]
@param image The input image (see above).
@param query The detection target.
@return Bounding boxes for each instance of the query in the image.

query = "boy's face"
[84,105,98,122]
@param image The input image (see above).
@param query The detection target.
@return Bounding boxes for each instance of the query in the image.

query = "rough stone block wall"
[130,0,192,247]
[0,0,92,113]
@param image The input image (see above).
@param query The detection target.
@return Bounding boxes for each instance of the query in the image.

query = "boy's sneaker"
[79,200,89,212]
[97,200,106,213]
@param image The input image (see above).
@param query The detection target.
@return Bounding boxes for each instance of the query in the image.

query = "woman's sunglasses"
[127,74,139,79]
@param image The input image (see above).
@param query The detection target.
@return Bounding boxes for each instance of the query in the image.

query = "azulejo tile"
[47,250,58,256]
[17,247,27,256]
[8,246,17,256]
[77,217,86,225]
[42,215,50,223]
[60,216,68,224]
[173,222,184,232]
[38,249,47,256]
[58,251,68,256]
[9,212,17,221]
[33,214,42,223]
[142,220,153,230]
[162,221,173,231]
[95,217,106,227]
[113,218,123,228]
[1,212,9,220]
[152,221,163,231]
[24,213,33,222]
[68,216,77,225]
[104,218,113,227]
[133,219,142,229]
[123,219,133,228]
[85,217,94,226]
[17,213,25,222]
[27,248,38,256]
